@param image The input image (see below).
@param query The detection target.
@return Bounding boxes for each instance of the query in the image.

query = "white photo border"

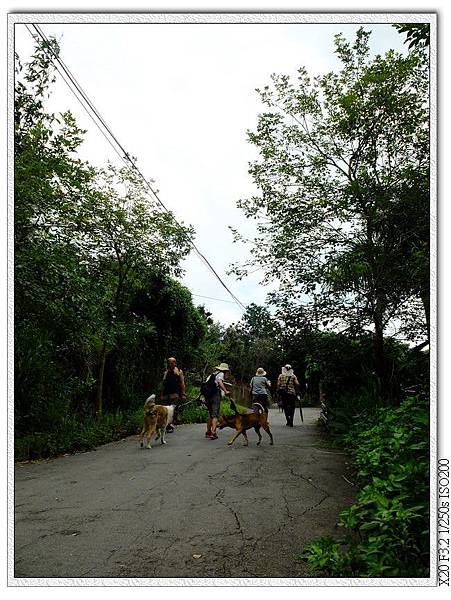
[7,10,438,588]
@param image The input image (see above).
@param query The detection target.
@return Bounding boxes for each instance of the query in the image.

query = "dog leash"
[176,394,203,410]
[177,394,239,412]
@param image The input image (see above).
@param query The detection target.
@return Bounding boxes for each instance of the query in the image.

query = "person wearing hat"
[277,364,300,427]
[249,367,271,413]
[205,362,230,440]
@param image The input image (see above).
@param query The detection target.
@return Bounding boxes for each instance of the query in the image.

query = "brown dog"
[139,394,175,449]
[218,401,274,446]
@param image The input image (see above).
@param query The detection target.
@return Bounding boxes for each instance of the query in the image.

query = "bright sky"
[15,21,407,325]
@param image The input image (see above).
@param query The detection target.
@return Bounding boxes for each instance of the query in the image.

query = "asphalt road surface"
[14,407,356,580]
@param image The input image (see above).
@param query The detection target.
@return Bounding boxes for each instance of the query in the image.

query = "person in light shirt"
[249,367,271,413]
[205,362,230,440]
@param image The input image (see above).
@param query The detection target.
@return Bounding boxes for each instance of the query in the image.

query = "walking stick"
[297,395,304,423]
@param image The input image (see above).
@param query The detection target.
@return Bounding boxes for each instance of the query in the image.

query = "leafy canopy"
[231,28,429,350]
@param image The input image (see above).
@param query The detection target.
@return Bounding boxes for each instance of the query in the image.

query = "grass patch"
[15,408,143,462]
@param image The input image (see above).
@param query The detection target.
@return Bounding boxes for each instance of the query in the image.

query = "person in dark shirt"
[160,357,186,432]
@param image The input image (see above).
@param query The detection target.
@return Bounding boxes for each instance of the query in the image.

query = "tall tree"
[231,28,429,397]
[71,164,194,417]
[15,38,195,425]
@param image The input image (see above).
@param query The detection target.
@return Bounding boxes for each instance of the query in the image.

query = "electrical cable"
[191,293,237,304]
[24,23,247,312]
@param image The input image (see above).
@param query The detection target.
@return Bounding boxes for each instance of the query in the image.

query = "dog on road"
[139,394,175,449]
[218,400,274,446]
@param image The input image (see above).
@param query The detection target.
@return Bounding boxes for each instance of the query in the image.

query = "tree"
[231,28,429,398]
[216,304,282,383]
[15,39,102,430]
[391,23,430,347]
[14,38,198,429]
[71,163,194,418]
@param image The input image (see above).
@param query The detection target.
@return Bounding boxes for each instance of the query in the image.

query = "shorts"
[206,392,221,418]
[160,393,180,405]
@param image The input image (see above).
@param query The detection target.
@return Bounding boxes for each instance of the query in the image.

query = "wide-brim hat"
[215,362,230,372]
[256,368,266,376]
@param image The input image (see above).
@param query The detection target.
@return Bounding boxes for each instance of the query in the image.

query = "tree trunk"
[373,302,388,403]
[95,341,107,421]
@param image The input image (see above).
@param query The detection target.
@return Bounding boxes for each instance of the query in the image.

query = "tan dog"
[139,394,175,449]
[218,402,274,446]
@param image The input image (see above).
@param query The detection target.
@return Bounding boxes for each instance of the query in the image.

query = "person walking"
[203,362,230,439]
[160,357,186,432]
[277,364,300,427]
[249,367,271,413]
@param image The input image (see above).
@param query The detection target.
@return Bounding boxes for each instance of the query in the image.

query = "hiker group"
[159,357,303,438]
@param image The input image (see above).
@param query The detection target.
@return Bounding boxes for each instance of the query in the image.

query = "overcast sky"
[15,21,407,325]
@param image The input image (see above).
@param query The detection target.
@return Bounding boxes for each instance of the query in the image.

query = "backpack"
[201,372,218,399]
[277,375,292,396]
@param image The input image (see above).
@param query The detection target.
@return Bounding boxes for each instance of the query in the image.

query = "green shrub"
[302,396,429,577]
[15,407,143,461]
[178,401,209,424]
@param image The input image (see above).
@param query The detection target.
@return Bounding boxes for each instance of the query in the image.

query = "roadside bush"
[178,401,209,424]
[15,407,143,461]
[302,396,429,577]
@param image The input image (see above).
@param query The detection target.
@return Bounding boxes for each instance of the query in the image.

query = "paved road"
[14,408,355,580]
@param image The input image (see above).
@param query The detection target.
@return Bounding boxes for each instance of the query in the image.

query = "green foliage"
[178,393,247,425]
[15,407,143,461]
[218,303,283,383]
[14,38,209,445]
[231,27,430,397]
[314,334,429,433]
[191,305,428,424]
[178,402,210,424]
[302,396,429,577]
[393,23,430,50]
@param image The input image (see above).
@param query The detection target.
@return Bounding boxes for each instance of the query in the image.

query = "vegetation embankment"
[303,396,429,577]
[15,408,144,461]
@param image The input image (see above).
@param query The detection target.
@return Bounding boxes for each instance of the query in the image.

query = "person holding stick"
[276,364,300,427]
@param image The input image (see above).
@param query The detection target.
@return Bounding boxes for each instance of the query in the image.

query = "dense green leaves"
[232,27,430,397]
[393,23,430,51]
[303,397,429,577]
[14,38,207,447]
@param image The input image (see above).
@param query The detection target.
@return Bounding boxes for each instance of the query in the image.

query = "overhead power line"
[191,293,238,304]
[24,23,247,312]
[24,25,131,174]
